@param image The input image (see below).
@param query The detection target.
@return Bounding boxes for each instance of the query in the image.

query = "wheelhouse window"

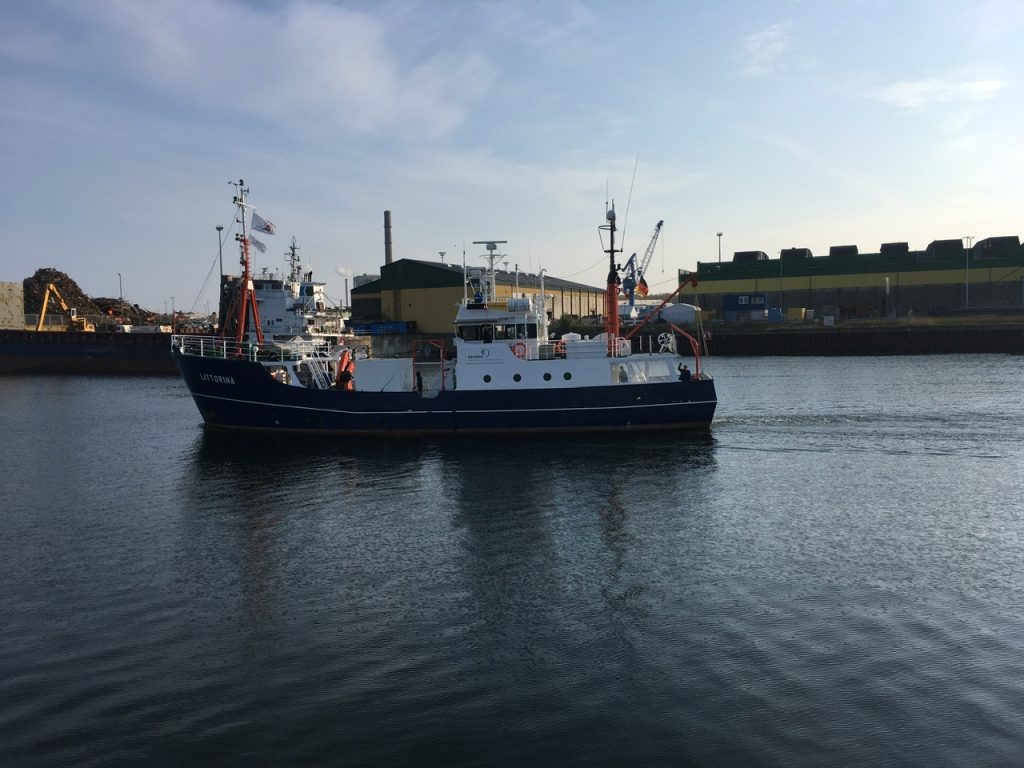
[457,324,500,341]
[458,322,539,341]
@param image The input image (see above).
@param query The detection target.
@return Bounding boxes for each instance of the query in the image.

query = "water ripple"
[3,360,1024,766]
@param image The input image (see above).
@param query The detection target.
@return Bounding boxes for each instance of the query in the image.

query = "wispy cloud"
[737,21,809,77]
[876,78,1005,110]
[479,0,598,56]
[2,0,498,140]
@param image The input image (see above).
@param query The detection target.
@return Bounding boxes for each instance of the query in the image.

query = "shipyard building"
[685,236,1024,321]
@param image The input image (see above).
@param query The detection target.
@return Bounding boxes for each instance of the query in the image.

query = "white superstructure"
[250,238,346,341]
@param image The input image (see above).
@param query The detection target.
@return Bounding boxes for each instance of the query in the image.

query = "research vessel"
[172,184,717,434]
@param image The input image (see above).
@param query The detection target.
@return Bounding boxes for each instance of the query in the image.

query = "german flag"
[637,277,649,297]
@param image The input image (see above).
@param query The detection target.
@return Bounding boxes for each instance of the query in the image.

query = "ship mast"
[286,237,302,285]
[472,240,508,303]
[232,179,265,345]
[601,204,622,356]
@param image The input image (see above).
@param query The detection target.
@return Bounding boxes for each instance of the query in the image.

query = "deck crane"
[620,219,663,309]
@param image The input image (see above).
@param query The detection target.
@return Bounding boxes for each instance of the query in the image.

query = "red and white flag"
[251,212,276,235]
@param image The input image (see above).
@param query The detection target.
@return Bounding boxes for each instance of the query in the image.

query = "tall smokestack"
[384,210,393,265]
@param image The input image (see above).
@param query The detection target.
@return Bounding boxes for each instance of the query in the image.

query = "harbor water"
[2,354,1023,766]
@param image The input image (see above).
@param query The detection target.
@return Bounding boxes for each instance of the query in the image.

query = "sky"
[2,0,1022,314]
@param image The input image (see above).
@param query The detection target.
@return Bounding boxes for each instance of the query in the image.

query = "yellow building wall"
[380,284,607,333]
[697,265,1024,295]
[381,286,465,334]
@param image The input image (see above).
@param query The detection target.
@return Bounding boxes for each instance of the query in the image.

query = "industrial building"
[0,282,24,329]
[351,258,606,335]
[685,236,1024,321]
[347,211,606,335]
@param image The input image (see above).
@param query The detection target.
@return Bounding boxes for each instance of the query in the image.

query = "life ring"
[511,341,528,359]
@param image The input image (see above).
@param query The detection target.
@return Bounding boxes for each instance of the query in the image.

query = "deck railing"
[172,335,328,362]
[172,335,256,360]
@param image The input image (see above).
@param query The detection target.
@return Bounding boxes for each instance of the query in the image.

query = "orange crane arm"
[35,283,70,331]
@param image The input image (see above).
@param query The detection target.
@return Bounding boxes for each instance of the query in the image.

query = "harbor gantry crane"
[620,219,663,308]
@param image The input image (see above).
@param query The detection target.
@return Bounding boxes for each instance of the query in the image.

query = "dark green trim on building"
[690,236,1024,284]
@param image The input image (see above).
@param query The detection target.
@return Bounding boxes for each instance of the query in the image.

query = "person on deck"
[678,363,691,382]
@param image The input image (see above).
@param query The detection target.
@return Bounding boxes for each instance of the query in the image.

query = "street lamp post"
[216,225,224,277]
[964,235,973,309]
[779,251,785,316]
[717,232,722,263]
[216,225,225,326]
[171,296,175,334]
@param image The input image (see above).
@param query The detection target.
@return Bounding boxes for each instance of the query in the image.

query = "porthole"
[513,373,522,382]
[483,375,491,383]
[563,372,572,381]
[543,373,552,381]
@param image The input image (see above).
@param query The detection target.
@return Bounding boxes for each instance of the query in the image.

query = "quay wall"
[0,330,178,375]
[707,324,1024,356]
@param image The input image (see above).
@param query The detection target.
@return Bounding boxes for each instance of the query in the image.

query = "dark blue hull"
[175,352,717,435]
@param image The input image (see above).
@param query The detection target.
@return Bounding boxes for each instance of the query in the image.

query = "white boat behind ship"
[220,233,347,344]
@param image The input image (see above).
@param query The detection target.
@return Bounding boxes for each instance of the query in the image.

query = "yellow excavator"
[35,283,96,332]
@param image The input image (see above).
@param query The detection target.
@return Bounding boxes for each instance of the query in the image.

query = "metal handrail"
[172,334,268,361]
